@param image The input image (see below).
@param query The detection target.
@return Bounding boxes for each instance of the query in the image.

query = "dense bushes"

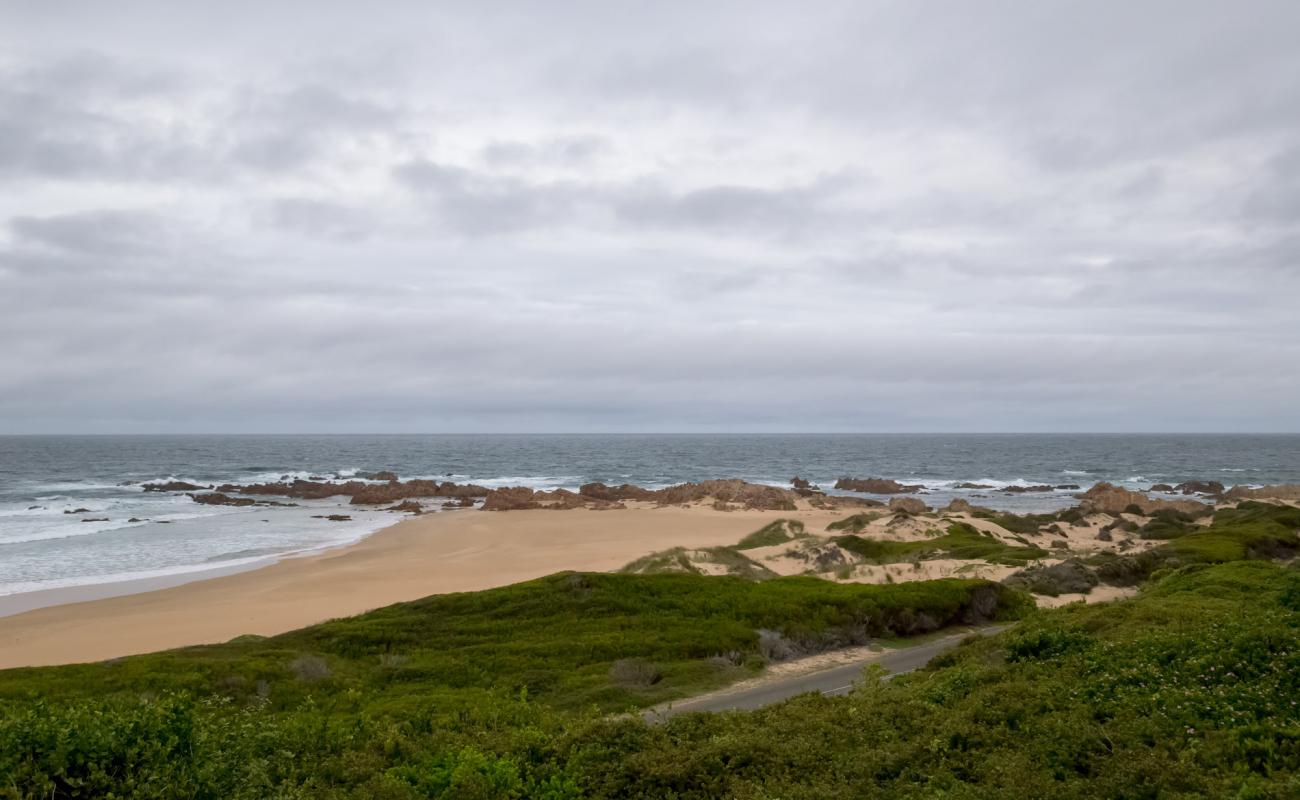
[562,562,1300,798]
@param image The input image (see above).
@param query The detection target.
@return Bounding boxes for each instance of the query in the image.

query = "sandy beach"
[0,504,847,669]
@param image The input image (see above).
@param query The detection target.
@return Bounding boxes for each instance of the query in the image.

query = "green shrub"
[735,519,807,550]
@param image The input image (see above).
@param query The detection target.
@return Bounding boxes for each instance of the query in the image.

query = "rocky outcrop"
[888,497,930,514]
[143,481,209,492]
[386,501,426,514]
[311,514,353,521]
[955,482,993,489]
[1173,480,1225,496]
[441,497,477,509]
[1004,559,1099,596]
[578,483,657,502]
[941,499,995,515]
[482,487,544,511]
[349,480,444,505]
[1075,482,1209,515]
[1002,484,1054,494]
[190,492,257,507]
[207,478,490,505]
[1222,484,1300,502]
[577,480,798,510]
[789,476,824,497]
[359,471,399,482]
[482,479,799,512]
[834,478,924,494]
[1148,483,1174,492]
[217,480,364,499]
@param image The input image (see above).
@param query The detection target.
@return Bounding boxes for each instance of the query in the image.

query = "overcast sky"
[2,1,1298,433]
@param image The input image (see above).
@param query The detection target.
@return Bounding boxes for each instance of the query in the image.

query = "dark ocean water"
[1,434,1296,601]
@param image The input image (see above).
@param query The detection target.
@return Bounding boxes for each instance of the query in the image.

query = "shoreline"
[0,503,846,669]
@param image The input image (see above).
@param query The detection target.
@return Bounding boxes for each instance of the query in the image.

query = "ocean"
[1,434,1296,609]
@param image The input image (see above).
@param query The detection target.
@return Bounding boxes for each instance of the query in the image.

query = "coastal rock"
[1002,484,1054,494]
[942,499,993,515]
[349,479,444,505]
[1173,480,1225,496]
[190,492,257,507]
[218,480,365,499]
[790,476,824,497]
[481,480,800,512]
[888,497,930,514]
[386,501,426,514]
[1148,483,1174,492]
[210,477,490,504]
[834,477,924,494]
[359,471,399,482]
[441,497,476,509]
[64,508,91,514]
[653,480,797,510]
[1055,484,1081,490]
[482,486,543,511]
[578,480,797,510]
[579,482,657,502]
[955,482,993,489]
[1222,484,1300,502]
[81,517,109,522]
[1075,482,1209,515]
[311,514,352,522]
[142,481,209,492]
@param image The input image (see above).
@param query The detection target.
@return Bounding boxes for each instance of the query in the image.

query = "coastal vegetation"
[0,574,1023,798]
[1,500,1297,797]
[835,522,1049,566]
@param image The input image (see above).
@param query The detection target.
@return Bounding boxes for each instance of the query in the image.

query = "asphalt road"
[645,624,1010,722]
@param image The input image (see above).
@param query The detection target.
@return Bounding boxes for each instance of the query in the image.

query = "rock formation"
[1075,482,1209,515]
[1222,484,1300,502]
[888,497,930,514]
[143,481,209,492]
[834,477,924,494]
[1172,480,1225,496]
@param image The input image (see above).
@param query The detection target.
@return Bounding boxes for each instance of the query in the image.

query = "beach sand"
[0,503,847,669]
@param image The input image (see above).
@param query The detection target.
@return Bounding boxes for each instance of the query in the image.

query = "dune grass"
[734,519,807,549]
[835,522,1049,566]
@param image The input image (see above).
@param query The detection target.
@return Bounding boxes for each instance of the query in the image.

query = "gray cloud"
[0,1,1298,432]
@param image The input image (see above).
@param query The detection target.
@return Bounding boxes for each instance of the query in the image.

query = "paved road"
[645,624,1010,722]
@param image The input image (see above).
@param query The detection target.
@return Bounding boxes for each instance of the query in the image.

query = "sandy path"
[0,504,843,669]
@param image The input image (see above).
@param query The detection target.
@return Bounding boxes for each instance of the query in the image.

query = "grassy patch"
[836,522,1048,566]
[970,509,1059,535]
[825,512,882,533]
[0,572,1025,717]
[734,519,807,550]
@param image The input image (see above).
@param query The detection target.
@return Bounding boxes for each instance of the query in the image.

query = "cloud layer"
[2,1,1298,432]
